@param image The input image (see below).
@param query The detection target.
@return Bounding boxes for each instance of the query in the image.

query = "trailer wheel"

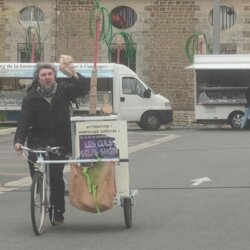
[140,111,161,130]
[123,198,132,228]
[228,111,244,129]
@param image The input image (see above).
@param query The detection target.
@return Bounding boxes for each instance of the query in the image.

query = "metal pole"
[213,0,220,54]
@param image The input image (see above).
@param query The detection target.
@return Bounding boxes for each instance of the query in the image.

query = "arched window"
[208,6,236,30]
[111,6,137,29]
[19,6,44,28]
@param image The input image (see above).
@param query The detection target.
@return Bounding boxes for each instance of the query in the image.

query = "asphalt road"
[1,127,250,250]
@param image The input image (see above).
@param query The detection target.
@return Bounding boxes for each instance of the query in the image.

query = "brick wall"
[56,0,96,62]
[0,1,6,60]
[243,5,250,52]
[173,110,195,126]
[143,0,197,113]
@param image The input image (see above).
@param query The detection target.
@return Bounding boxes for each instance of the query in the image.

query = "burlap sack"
[69,162,116,213]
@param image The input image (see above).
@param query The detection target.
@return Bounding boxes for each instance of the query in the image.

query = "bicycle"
[21,145,63,235]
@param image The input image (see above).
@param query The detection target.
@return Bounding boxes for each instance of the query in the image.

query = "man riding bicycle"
[14,56,90,224]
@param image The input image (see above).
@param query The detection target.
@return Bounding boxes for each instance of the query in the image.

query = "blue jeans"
[241,106,250,128]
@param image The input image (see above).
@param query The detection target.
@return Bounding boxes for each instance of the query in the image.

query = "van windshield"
[143,81,155,94]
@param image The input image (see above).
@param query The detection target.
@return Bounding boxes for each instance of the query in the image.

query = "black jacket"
[14,74,90,153]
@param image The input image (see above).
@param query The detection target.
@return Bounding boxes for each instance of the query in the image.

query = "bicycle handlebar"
[21,146,63,155]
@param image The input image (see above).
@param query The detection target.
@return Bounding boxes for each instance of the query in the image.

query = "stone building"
[0,0,249,125]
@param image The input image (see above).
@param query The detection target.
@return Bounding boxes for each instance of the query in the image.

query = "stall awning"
[0,63,115,78]
[186,54,250,70]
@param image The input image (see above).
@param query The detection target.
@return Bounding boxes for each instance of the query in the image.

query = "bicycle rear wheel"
[31,173,46,235]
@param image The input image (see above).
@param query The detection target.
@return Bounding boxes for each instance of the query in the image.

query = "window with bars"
[208,43,237,54]
[111,6,137,29]
[208,6,236,30]
[109,48,136,72]
[19,6,44,28]
[19,6,44,21]
[17,43,44,62]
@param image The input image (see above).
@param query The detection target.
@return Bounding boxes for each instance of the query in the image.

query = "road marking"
[0,133,180,195]
[129,134,180,153]
[0,172,29,176]
[191,177,211,186]
[0,177,31,194]
[128,132,172,136]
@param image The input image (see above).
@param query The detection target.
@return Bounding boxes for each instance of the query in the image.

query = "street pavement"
[2,127,250,250]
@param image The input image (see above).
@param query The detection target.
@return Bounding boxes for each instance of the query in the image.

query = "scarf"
[36,81,57,97]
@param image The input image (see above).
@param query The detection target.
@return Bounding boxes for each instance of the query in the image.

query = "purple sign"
[79,134,119,160]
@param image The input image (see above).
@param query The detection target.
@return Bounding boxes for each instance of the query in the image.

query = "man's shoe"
[54,210,64,225]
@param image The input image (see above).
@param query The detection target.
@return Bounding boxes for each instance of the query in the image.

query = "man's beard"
[37,82,57,97]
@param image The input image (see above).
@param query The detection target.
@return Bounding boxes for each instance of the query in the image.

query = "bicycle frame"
[21,146,61,235]
[35,152,51,215]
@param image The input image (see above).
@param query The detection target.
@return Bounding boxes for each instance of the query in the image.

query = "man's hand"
[14,143,23,154]
[59,55,79,79]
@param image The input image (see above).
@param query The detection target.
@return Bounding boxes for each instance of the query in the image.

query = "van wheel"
[228,111,244,129]
[140,111,161,130]
[137,122,144,129]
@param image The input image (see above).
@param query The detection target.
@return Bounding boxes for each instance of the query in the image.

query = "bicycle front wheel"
[31,173,46,235]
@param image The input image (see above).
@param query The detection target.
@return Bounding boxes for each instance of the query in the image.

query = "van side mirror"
[144,88,151,98]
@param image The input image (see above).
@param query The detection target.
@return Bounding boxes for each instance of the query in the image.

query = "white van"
[0,63,173,130]
[187,54,250,129]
